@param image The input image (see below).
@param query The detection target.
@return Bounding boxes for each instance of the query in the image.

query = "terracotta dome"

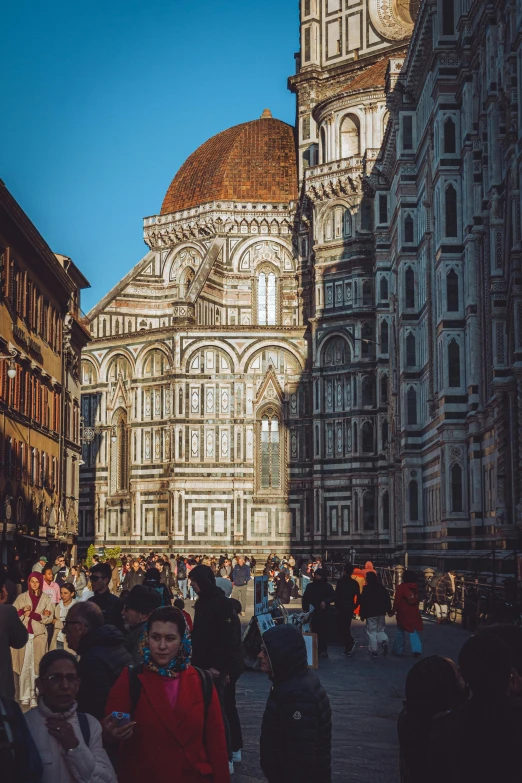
[160,112,298,215]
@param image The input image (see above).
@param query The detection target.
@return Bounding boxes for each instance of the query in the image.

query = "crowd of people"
[1,548,521,782]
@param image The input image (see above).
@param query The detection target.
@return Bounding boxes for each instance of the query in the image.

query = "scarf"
[139,628,192,678]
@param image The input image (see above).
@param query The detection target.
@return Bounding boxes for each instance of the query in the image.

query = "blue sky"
[1,0,298,311]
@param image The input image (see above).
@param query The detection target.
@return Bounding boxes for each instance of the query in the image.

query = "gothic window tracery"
[257,409,282,492]
[107,355,131,383]
[443,117,456,153]
[448,339,461,387]
[446,269,459,311]
[445,184,458,237]
[407,386,417,425]
[405,267,415,308]
[111,410,129,495]
[257,270,277,325]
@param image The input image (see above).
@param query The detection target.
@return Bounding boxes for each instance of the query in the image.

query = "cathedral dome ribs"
[160,115,298,216]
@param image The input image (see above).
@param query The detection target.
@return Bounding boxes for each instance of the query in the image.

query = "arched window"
[380,374,388,403]
[362,421,374,452]
[180,267,195,298]
[144,350,165,378]
[451,463,463,512]
[115,320,119,335]
[320,127,327,163]
[340,114,360,158]
[444,118,456,153]
[379,276,389,301]
[381,420,389,448]
[409,480,419,521]
[448,339,460,387]
[363,492,375,530]
[353,491,359,530]
[446,269,459,311]
[343,209,351,238]
[127,320,132,333]
[361,324,373,357]
[445,184,458,237]
[353,421,358,452]
[404,214,414,243]
[362,280,372,306]
[381,320,389,354]
[361,199,373,231]
[260,412,281,489]
[362,377,374,406]
[107,355,131,382]
[407,387,417,425]
[382,491,390,529]
[406,333,416,367]
[442,0,454,35]
[258,271,277,325]
[112,411,129,494]
[405,267,415,308]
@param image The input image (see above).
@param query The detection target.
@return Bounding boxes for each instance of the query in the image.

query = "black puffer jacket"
[76,624,133,720]
[190,565,244,679]
[260,625,332,783]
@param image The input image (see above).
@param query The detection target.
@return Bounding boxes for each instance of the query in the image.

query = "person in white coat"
[24,649,116,783]
[12,571,54,706]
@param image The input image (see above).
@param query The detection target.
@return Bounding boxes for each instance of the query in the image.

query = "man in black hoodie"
[259,624,331,782]
[189,564,244,767]
[64,600,132,720]
[335,563,360,656]
[302,569,335,658]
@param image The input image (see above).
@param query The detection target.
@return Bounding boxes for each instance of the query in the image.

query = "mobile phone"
[111,711,131,726]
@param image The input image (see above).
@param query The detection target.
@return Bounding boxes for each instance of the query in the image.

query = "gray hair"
[68,600,104,631]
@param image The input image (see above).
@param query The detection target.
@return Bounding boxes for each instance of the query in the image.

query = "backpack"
[127,664,213,723]
[404,587,419,606]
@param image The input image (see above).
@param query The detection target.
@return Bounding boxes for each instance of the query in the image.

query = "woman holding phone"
[104,605,229,782]
[12,571,54,706]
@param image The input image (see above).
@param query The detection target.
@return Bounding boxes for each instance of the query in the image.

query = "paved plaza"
[228,586,468,783]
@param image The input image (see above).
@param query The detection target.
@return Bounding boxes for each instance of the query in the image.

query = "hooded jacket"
[393,582,423,633]
[76,624,133,720]
[190,565,244,679]
[260,625,331,782]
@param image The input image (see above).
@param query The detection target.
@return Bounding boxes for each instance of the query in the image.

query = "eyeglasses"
[40,674,79,685]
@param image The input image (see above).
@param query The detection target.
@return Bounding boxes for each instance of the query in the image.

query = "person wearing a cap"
[32,555,48,574]
[122,585,162,664]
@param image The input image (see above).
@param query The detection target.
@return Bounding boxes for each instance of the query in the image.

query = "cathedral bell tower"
[288,0,417,553]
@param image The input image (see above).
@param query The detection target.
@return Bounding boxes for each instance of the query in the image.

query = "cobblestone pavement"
[230,586,468,783]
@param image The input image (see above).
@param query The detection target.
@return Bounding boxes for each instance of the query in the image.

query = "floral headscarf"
[139,624,192,678]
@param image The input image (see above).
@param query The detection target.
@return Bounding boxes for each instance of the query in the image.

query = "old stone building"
[81,0,522,565]
[0,181,90,571]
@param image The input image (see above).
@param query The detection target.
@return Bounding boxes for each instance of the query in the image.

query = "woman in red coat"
[392,570,423,657]
[104,605,229,782]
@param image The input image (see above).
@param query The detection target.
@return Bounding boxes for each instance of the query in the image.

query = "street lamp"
[0,347,17,378]
[111,427,117,443]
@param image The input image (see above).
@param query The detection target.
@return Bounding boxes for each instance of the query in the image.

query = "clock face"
[369,0,417,41]
[395,0,420,25]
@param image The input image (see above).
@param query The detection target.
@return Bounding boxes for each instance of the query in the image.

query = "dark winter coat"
[177,559,187,579]
[302,579,335,614]
[334,575,360,613]
[124,620,147,664]
[260,625,331,783]
[76,624,133,720]
[429,697,522,783]
[190,565,244,680]
[275,575,292,604]
[122,569,145,591]
[393,582,423,633]
[435,573,454,605]
[88,590,125,633]
[359,583,392,620]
